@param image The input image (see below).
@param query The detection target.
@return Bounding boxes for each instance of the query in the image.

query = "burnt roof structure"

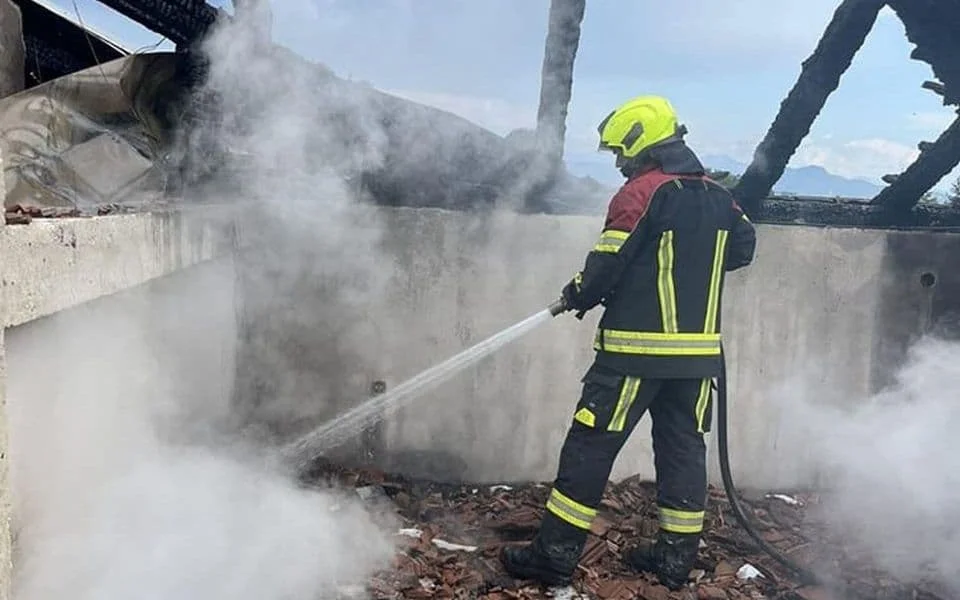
[7,0,960,227]
[11,0,126,86]
[733,0,960,226]
[93,0,218,47]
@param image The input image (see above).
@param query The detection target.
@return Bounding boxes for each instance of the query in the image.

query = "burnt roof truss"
[732,0,960,223]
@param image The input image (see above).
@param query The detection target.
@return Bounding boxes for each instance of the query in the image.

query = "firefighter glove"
[561,273,590,319]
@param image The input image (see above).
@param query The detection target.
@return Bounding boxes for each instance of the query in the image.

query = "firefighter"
[500,95,756,590]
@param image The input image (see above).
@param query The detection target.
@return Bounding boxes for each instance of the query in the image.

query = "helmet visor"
[596,110,616,152]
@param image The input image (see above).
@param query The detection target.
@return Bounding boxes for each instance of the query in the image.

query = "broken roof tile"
[306,463,952,600]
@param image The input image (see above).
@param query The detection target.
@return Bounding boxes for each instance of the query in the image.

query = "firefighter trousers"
[543,364,712,538]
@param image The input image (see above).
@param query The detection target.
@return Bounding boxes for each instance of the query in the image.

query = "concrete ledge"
[0,209,237,328]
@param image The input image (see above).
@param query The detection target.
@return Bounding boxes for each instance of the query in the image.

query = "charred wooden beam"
[923,80,947,100]
[755,195,960,230]
[13,0,126,88]
[523,0,586,213]
[887,0,960,106]
[732,0,886,216]
[0,0,24,98]
[870,116,960,210]
[96,0,220,47]
[536,0,585,162]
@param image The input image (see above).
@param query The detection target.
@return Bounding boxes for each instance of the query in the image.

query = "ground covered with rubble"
[302,461,955,600]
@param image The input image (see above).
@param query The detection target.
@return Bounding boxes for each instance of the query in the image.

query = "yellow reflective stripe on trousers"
[593,229,629,254]
[574,407,596,427]
[695,378,711,433]
[656,230,679,333]
[546,488,597,530]
[703,230,729,334]
[658,506,705,534]
[608,376,641,432]
[595,330,721,356]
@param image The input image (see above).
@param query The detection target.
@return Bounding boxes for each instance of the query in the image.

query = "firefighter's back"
[594,171,738,379]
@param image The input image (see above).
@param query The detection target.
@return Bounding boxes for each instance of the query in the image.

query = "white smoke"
[8,2,403,598]
[781,335,960,591]
[8,272,396,599]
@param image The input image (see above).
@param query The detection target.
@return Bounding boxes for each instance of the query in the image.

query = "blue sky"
[45,0,960,192]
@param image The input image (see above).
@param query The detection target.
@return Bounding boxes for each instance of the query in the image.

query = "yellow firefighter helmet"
[597,95,685,159]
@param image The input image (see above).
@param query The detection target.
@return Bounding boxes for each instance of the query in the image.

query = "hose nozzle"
[548,297,568,317]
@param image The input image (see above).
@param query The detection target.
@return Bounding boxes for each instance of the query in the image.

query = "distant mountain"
[701,155,883,198]
[564,153,623,187]
[563,151,884,199]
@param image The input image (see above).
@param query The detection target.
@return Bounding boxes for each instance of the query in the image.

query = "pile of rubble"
[302,461,953,600]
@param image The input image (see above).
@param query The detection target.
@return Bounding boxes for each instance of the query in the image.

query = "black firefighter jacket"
[565,157,756,379]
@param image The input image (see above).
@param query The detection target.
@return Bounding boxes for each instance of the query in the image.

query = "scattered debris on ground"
[302,460,956,600]
[4,202,133,224]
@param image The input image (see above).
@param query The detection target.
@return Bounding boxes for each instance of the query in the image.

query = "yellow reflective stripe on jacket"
[595,330,721,356]
[695,378,711,433]
[546,488,597,530]
[656,230,679,333]
[609,376,641,432]
[593,229,629,254]
[658,506,705,534]
[703,230,729,334]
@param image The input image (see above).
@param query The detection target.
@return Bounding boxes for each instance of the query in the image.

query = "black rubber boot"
[500,512,586,587]
[624,531,700,590]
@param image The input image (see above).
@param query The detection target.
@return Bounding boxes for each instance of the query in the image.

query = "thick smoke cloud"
[8,271,395,599]
[780,336,960,592]
[8,3,402,598]
[183,1,398,442]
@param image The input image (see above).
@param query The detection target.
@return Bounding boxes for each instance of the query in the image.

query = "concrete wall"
[6,257,238,577]
[0,201,236,599]
[0,210,237,328]
[234,207,960,490]
[870,230,960,388]
[0,198,953,596]
[0,196,953,599]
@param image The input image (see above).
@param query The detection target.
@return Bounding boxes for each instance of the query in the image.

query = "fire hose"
[548,298,820,585]
[715,344,819,585]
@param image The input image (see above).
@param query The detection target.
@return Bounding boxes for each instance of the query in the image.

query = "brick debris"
[4,203,132,224]
[302,461,955,600]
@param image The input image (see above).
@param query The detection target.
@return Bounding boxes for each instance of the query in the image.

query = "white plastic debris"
[765,493,802,506]
[355,485,385,501]
[490,485,514,493]
[432,538,478,552]
[397,528,423,539]
[547,586,589,600]
[419,578,437,592]
[737,563,764,580]
[689,569,706,583]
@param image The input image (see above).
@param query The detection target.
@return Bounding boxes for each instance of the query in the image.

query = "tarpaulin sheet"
[1,52,185,211]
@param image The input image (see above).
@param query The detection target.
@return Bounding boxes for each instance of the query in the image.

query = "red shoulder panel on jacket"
[604,168,680,231]
[701,175,746,213]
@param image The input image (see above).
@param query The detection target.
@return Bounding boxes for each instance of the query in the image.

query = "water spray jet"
[281,297,570,473]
